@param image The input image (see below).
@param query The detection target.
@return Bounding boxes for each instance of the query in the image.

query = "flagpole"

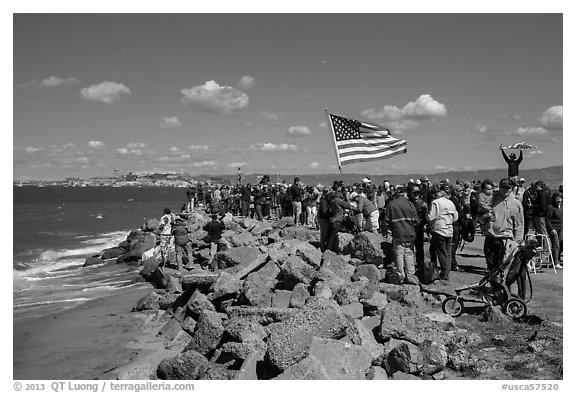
[324,108,342,174]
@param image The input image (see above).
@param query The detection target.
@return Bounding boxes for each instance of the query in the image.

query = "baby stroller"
[442,239,538,319]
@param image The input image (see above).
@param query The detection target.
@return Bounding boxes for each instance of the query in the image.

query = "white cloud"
[169,146,180,153]
[361,94,447,130]
[473,123,489,134]
[527,150,544,157]
[158,154,191,162]
[181,80,249,114]
[227,162,247,168]
[287,126,312,137]
[262,111,282,121]
[80,81,131,103]
[25,146,44,153]
[158,116,182,129]
[237,75,255,90]
[191,161,216,167]
[537,106,563,130]
[249,143,298,152]
[513,127,549,136]
[87,141,105,149]
[310,162,320,169]
[188,145,210,151]
[318,121,328,129]
[40,76,80,87]
[126,142,146,149]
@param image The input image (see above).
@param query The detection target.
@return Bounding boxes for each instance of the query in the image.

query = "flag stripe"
[340,148,407,165]
[328,112,407,166]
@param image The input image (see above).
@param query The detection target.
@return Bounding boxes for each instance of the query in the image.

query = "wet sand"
[13,286,156,380]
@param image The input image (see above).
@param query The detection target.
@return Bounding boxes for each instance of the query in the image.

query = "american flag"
[327,113,407,166]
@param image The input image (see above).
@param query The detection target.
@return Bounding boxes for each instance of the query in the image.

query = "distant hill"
[198,165,563,188]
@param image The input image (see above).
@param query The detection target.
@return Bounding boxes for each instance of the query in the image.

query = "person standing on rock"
[501,147,523,181]
[186,186,196,212]
[171,218,192,269]
[483,178,524,272]
[203,214,226,270]
[384,185,419,285]
[289,177,304,225]
[240,183,251,217]
[427,187,458,284]
[326,187,353,253]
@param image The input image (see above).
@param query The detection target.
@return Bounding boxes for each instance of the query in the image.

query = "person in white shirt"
[427,187,458,283]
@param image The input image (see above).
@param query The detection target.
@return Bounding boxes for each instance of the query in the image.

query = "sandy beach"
[13,286,156,380]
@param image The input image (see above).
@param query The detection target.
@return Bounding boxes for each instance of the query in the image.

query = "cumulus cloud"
[25,146,44,153]
[237,75,255,90]
[188,145,210,151]
[361,94,447,131]
[287,126,312,137]
[81,81,131,103]
[169,146,180,153]
[227,162,247,168]
[513,127,549,136]
[116,143,146,156]
[126,142,147,149]
[310,162,320,169]
[158,116,182,129]
[157,154,191,162]
[40,76,80,87]
[537,106,563,130]
[181,80,249,114]
[262,111,283,121]
[191,161,216,168]
[249,143,298,152]
[87,141,105,149]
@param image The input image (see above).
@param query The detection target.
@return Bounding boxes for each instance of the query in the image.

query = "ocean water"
[13,186,192,322]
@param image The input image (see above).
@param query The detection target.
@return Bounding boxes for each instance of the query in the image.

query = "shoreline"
[13,285,156,380]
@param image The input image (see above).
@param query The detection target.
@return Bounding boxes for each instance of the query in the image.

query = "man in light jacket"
[427,187,458,283]
[484,178,524,271]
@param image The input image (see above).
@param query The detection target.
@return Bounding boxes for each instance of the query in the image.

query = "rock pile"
[96,211,555,380]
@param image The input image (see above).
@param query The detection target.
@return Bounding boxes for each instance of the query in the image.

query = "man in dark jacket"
[317,188,332,252]
[545,193,563,268]
[522,183,537,238]
[449,184,467,271]
[240,183,252,217]
[501,148,523,179]
[171,218,192,269]
[326,189,352,253]
[289,177,304,225]
[532,181,551,239]
[203,214,227,270]
[385,186,419,285]
[409,186,428,276]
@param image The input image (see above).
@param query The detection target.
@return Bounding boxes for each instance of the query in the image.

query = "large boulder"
[320,251,355,279]
[378,283,425,308]
[223,318,269,343]
[293,242,322,269]
[308,337,372,380]
[278,256,319,290]
[379,302,454,346]
[266,297,350,371]
[352,264,382,293]
[101,246,127,260]
[226,306,298,325]
[273,356,331,380]
[184,310,226,356]
[157,350,210,380]
[185,289,216,318]
[241,260,280,307]
[251,221,274,236]
[419,339,448,375]
[383,340,423,375]
[142,218,160,232]
[216,247,268,278]
[230,231,259,247]
[343,232,386,265]
[335,232,355,254]
[84,256,104,267]
[289,283,310,308]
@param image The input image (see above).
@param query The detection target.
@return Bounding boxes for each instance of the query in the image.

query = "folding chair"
[524,233,556,274]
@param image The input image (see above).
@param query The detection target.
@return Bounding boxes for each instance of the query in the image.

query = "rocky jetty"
[90,210,563,380]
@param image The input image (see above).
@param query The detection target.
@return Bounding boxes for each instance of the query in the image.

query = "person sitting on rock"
[203,214,227,270]
[171,217,192,270]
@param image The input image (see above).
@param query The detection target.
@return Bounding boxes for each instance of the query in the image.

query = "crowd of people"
[159,171,562,287]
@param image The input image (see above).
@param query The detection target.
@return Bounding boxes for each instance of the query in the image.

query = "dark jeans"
[431,232,452,280]
[523,213,533,238]
[241,200,250,217]
[415,226,425,269]
[550,229,563,265]
[484,235,507,271]
[327,221,343,253]
[318,217,331,252]
[255,204,264,221]
[451,222,461,267]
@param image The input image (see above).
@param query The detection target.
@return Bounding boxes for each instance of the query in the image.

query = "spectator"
[545,193,563,269]
[171,218,192,270]
[385,186,419,285]
[352,192,380,233]
[483,178,524,271]
[203,214,227,271]
[186,186,196,212]
[240,183,251,217]
[279,185,293,218]
[317,188,332,252]
[501,148,523,179]
[252,185,265,221]
[532,181,551,239]
[290,177,304,226]
[514,177,527,202]
[427,187,459,283]
[159,207,173,248]
[409,186,428,277]
[478,179,495,235]
[522,183,537,238]
[449,184,467,272]
[326,188,352,253]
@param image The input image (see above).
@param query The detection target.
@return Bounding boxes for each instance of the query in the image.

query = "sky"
[12,12,564,180]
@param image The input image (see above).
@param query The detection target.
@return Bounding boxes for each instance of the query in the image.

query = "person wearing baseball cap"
[483,178,524,272]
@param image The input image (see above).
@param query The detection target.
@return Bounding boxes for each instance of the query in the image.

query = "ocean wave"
[13,297,95,309]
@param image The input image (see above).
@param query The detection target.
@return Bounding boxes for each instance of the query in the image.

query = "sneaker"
[555,264,563,269]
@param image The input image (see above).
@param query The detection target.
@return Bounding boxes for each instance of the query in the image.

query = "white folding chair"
[524,233,556,274]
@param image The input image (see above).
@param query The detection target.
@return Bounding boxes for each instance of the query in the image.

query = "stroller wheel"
[502,298,527,318]
[442,297,464,317]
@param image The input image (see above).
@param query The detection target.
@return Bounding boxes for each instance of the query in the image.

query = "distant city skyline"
[13,13,563,180]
